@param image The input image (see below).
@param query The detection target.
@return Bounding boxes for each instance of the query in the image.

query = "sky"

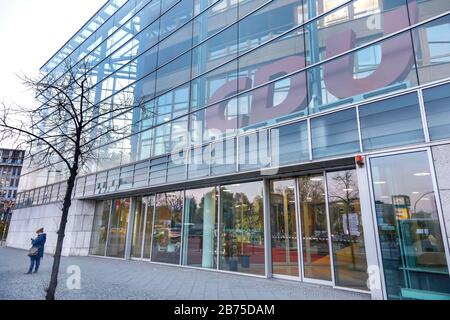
[0,0,106,109]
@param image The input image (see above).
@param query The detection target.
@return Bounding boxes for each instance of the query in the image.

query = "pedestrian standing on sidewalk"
[26,228,47,274]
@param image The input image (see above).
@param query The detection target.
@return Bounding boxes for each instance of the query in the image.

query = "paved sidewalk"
[0,247,370,300]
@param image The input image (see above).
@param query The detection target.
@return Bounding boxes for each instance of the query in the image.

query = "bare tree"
[0,61,142,300]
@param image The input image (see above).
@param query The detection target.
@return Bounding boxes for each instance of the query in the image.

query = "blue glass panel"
[423,83,450,141]
[359,93,424,151]
[271,121,309,166]
[311,108,359,159]
[412,14,450,85]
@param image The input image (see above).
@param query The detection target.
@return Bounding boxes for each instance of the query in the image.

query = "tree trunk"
[45,168,77,300]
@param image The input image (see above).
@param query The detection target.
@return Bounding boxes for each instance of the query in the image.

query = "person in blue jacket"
[26,228,47,275]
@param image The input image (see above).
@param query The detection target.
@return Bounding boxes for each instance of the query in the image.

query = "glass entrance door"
[299,175,333,282]
[269,171,369,290]
[326,170,368,290]
[269,179,300,277]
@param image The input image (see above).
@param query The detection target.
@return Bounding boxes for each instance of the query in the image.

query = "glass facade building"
[10,0,450,300]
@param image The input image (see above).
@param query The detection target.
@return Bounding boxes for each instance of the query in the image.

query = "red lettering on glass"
[324,3,417,98]
[203,2,419,131]
[245,55,307,126]
[205,77,252,131]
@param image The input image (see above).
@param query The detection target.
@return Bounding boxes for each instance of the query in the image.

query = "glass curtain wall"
[327,170,368,290]
[219,182,265,275]
[182,187,218,268]
[151,191,184,264]
[270,179,299,277]
[299,175,332,281]
[370,151,450,300]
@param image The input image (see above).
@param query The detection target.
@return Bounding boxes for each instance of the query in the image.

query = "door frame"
[267,168,374,293]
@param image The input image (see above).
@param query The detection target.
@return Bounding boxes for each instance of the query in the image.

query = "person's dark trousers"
[27,256,41,274]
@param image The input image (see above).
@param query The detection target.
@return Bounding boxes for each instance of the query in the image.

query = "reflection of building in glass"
[0,149,24,242]
[7,0,450,300]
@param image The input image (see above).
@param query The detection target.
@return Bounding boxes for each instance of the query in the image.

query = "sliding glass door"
[299,175,333,282]
[106,198,131,258]
[151,192,184,264]
[269,179,299,277]
[327,170,368,290]
[219,182,266,276]
[182,187,218,268]
[131,196,155,260]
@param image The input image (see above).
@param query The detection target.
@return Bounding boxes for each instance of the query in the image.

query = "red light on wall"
[356,155,365,168]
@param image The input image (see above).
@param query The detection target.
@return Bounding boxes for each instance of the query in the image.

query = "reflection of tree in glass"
[328,170,360,268]
[299,177,327,235]
[221,189,263,258]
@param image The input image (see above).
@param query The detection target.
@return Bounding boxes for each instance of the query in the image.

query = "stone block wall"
[6,199,96,257]
[432,144,450,250]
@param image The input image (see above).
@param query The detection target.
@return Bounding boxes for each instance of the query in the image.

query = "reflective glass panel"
[271,121,309,166]
[423,83,450,141]
[299,175,332,281]
[151,191,184,264]
[219,181,265,275]
[106,198,131,258]
[359,93,424,151]
[371,151,450,300]
[311,108,360,159]
[327,170,368,290]
[89,200,112,256]
[182,187,218,268]
[132,197,146,258]
[270,179,299,277]
[143,195,155,259]
[412,14,450,85]
[308,32,418,114]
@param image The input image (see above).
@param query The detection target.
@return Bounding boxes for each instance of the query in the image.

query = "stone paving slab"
[0,247,370,300]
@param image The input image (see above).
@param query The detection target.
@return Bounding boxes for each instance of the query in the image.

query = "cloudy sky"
[0,0,105,108]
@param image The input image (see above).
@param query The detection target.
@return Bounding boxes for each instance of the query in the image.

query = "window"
[413,14,450,85]
[155,51,192,96]
[308,32,418,114]
[157,21,193,67]
[192,24,238,78]
[155,85,190,125]
[193,0,237,46]
[370,151,450,300]
[182,187,218,268]
[238,0,303,54]
[151,191,184,264]
[271,121,309,166]
[188,145,211,179]
[359,93,424,151]
[160,0,193,40]
[131,197,146,258]
[311,108,360,159]
[219,181,265,275]
[299,175,332,281]
[106,198,131,258]
[270,179,299,277]
[305,0,409,64]
[238,130,271,172]
[423,83,450,141]
[327,170,368,290]
[190,60,238,111]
